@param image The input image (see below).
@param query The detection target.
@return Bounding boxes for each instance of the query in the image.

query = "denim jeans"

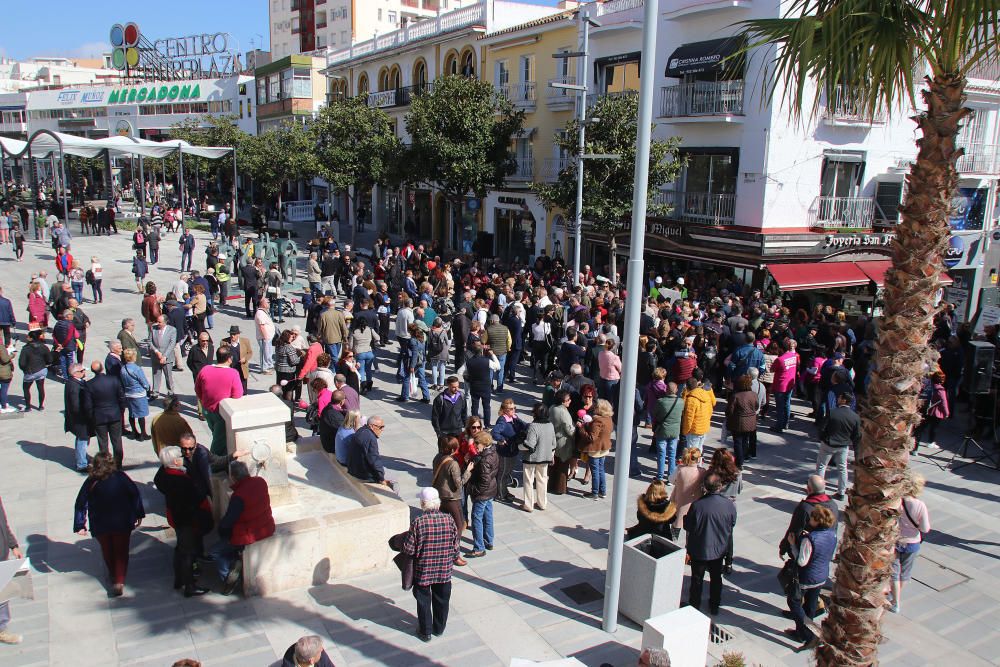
[430,359,447,386]
[209,539,241,581]
[0,380,8,409]
[74,436,89,470]
[58,348,75,378]
[71,281,84,303]
[356,350,375,382]
[259,338,274,371]
[655,437,679,480]
[686,433,706,451]
[589,456,607,495]
[493,353,507,390]
[471,498,494,552]
[788,585,822,641]
[774,390,792,430]
[598,378,619,402]
[325,342,342,362]
[816,443,849,495]
[401,366,430,401]
[471,391,491,425]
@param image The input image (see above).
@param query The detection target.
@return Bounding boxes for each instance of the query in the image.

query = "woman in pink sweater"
[597,339,622,402]
[669,447,706,540]
[889,473,931,614]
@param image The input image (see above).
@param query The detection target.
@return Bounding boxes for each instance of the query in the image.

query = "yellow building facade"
[480,10,580,265]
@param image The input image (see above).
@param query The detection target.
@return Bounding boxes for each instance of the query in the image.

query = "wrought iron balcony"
[659,80,744,118]
[542,156,572,181]
[510,157,534,180]
[498,82,537,110]
[823,86,887,125]
[546,76,577,110]
[654,190,736,225]
[956,142,1000,175]
[809,195,877,229]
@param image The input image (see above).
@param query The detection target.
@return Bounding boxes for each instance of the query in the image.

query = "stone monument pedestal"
[219,392,294,507]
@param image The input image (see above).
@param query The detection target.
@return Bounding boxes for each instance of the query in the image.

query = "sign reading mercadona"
[107,83,202,105]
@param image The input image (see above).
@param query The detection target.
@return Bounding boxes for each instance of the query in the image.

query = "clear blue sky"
[1,0,563,62]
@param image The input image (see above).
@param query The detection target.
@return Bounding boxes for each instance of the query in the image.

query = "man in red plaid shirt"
[404,487,459,642]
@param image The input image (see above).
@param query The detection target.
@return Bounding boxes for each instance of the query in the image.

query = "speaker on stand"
[951,341,1000,470]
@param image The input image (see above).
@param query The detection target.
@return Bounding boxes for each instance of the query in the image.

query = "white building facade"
[574,0,1000,321]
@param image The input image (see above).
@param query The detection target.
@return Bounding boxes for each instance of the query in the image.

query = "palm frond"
[737,0,928,120]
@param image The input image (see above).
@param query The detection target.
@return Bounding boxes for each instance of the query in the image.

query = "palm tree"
[740,2,1000,664]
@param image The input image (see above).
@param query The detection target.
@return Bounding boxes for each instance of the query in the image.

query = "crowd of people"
[0,199,950,659]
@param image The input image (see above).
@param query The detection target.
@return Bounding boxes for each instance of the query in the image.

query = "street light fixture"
[550,9,601,288]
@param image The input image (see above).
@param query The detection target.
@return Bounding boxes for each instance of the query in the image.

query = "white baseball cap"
[676,277,685,285]
[417,487,439,502]
[655,277,663,284]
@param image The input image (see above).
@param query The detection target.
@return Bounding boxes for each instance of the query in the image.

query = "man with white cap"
[404,487,459,642]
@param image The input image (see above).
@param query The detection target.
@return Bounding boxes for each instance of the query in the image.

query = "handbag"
[388,531,414,591]
[777,558,801,598]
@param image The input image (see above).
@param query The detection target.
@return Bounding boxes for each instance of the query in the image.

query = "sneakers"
[0,630,22,644]
[0,406,17,413]
[925,442,941,450]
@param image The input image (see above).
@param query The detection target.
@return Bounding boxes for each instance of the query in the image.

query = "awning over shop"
[665,37,743,78]
[855,260,953,287]
[767,262,871,291]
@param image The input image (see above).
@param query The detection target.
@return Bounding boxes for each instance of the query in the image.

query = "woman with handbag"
[491,399,527,503]
[784,505,837,651]
[431,436,473,567]
[576,398,614,499]
[889,473,931,614]
[912,371,948,454]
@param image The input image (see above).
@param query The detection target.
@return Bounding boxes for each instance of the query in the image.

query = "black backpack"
[426,330,444,357]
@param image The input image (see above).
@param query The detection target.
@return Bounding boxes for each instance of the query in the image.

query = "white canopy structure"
[0,129,236,220]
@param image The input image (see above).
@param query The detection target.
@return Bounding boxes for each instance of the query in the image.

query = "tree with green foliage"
[404,75,524,253]
[312,95,403,244]
[739,2,1000,664]
[170,114,249,208]
[239,121,317,233]
[533,94,683,282]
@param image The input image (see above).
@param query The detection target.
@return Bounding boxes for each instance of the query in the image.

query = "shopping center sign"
[109,22,242,80]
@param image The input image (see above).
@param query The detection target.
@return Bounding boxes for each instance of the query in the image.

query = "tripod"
[949,390,1000,471]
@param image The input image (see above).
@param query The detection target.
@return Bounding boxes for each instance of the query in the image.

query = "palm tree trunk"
[818,73,969,666]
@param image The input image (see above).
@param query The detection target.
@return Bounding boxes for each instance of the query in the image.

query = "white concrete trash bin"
[642,606,711,667]
[620,533,686,624]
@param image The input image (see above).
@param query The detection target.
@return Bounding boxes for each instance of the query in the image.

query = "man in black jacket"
[817,392,861,500]
[87,360,126,469]
[241,261,260,318]
[684,472,737,615]
[64,363,93,472]
[431,377,468,437]
[463,343,496,426]
[347,417,391,487]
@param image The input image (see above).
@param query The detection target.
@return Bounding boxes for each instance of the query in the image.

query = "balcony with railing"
[327,2,486,66]
[653,190,736,225]
[823,86,887,125]
[809,196,877,230]
[499,82,536,111]
[956,142,1000,175]
[365,84,428,109]
[510,157,534,180]
[659,80,744,119]
[546,76,577,110]
[966,58,1000,83]
[542,156,572,181]
[595,0,644,16]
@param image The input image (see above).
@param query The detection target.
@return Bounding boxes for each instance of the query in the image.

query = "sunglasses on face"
[469,425,482,431]
[181,446,196,452]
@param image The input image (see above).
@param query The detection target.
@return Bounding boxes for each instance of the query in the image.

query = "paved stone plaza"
[1,220,999,667]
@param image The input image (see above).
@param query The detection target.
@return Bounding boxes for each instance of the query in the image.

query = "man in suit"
[224,325,253,391]
[87,361,126,470]
[149,314,177,398]
[64,363,93,472]
[104,340,124,379]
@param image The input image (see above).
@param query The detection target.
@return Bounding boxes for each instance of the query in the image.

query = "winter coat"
[726,390,759,434]
[73,471,145,535]
[469,444,499,501]
[626,495,677,540]
[64,377,94,439]
[431,453,470,502]
[652,395,684,440]
[521,421,556,465]
[549,404,576,461]
[431,390,467,436]
[222,476,275,546]
[670,464,706,530]
[576,415,613,457]
[684,492,737,561]
[18,340,52,375]
[681,387,716,436]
